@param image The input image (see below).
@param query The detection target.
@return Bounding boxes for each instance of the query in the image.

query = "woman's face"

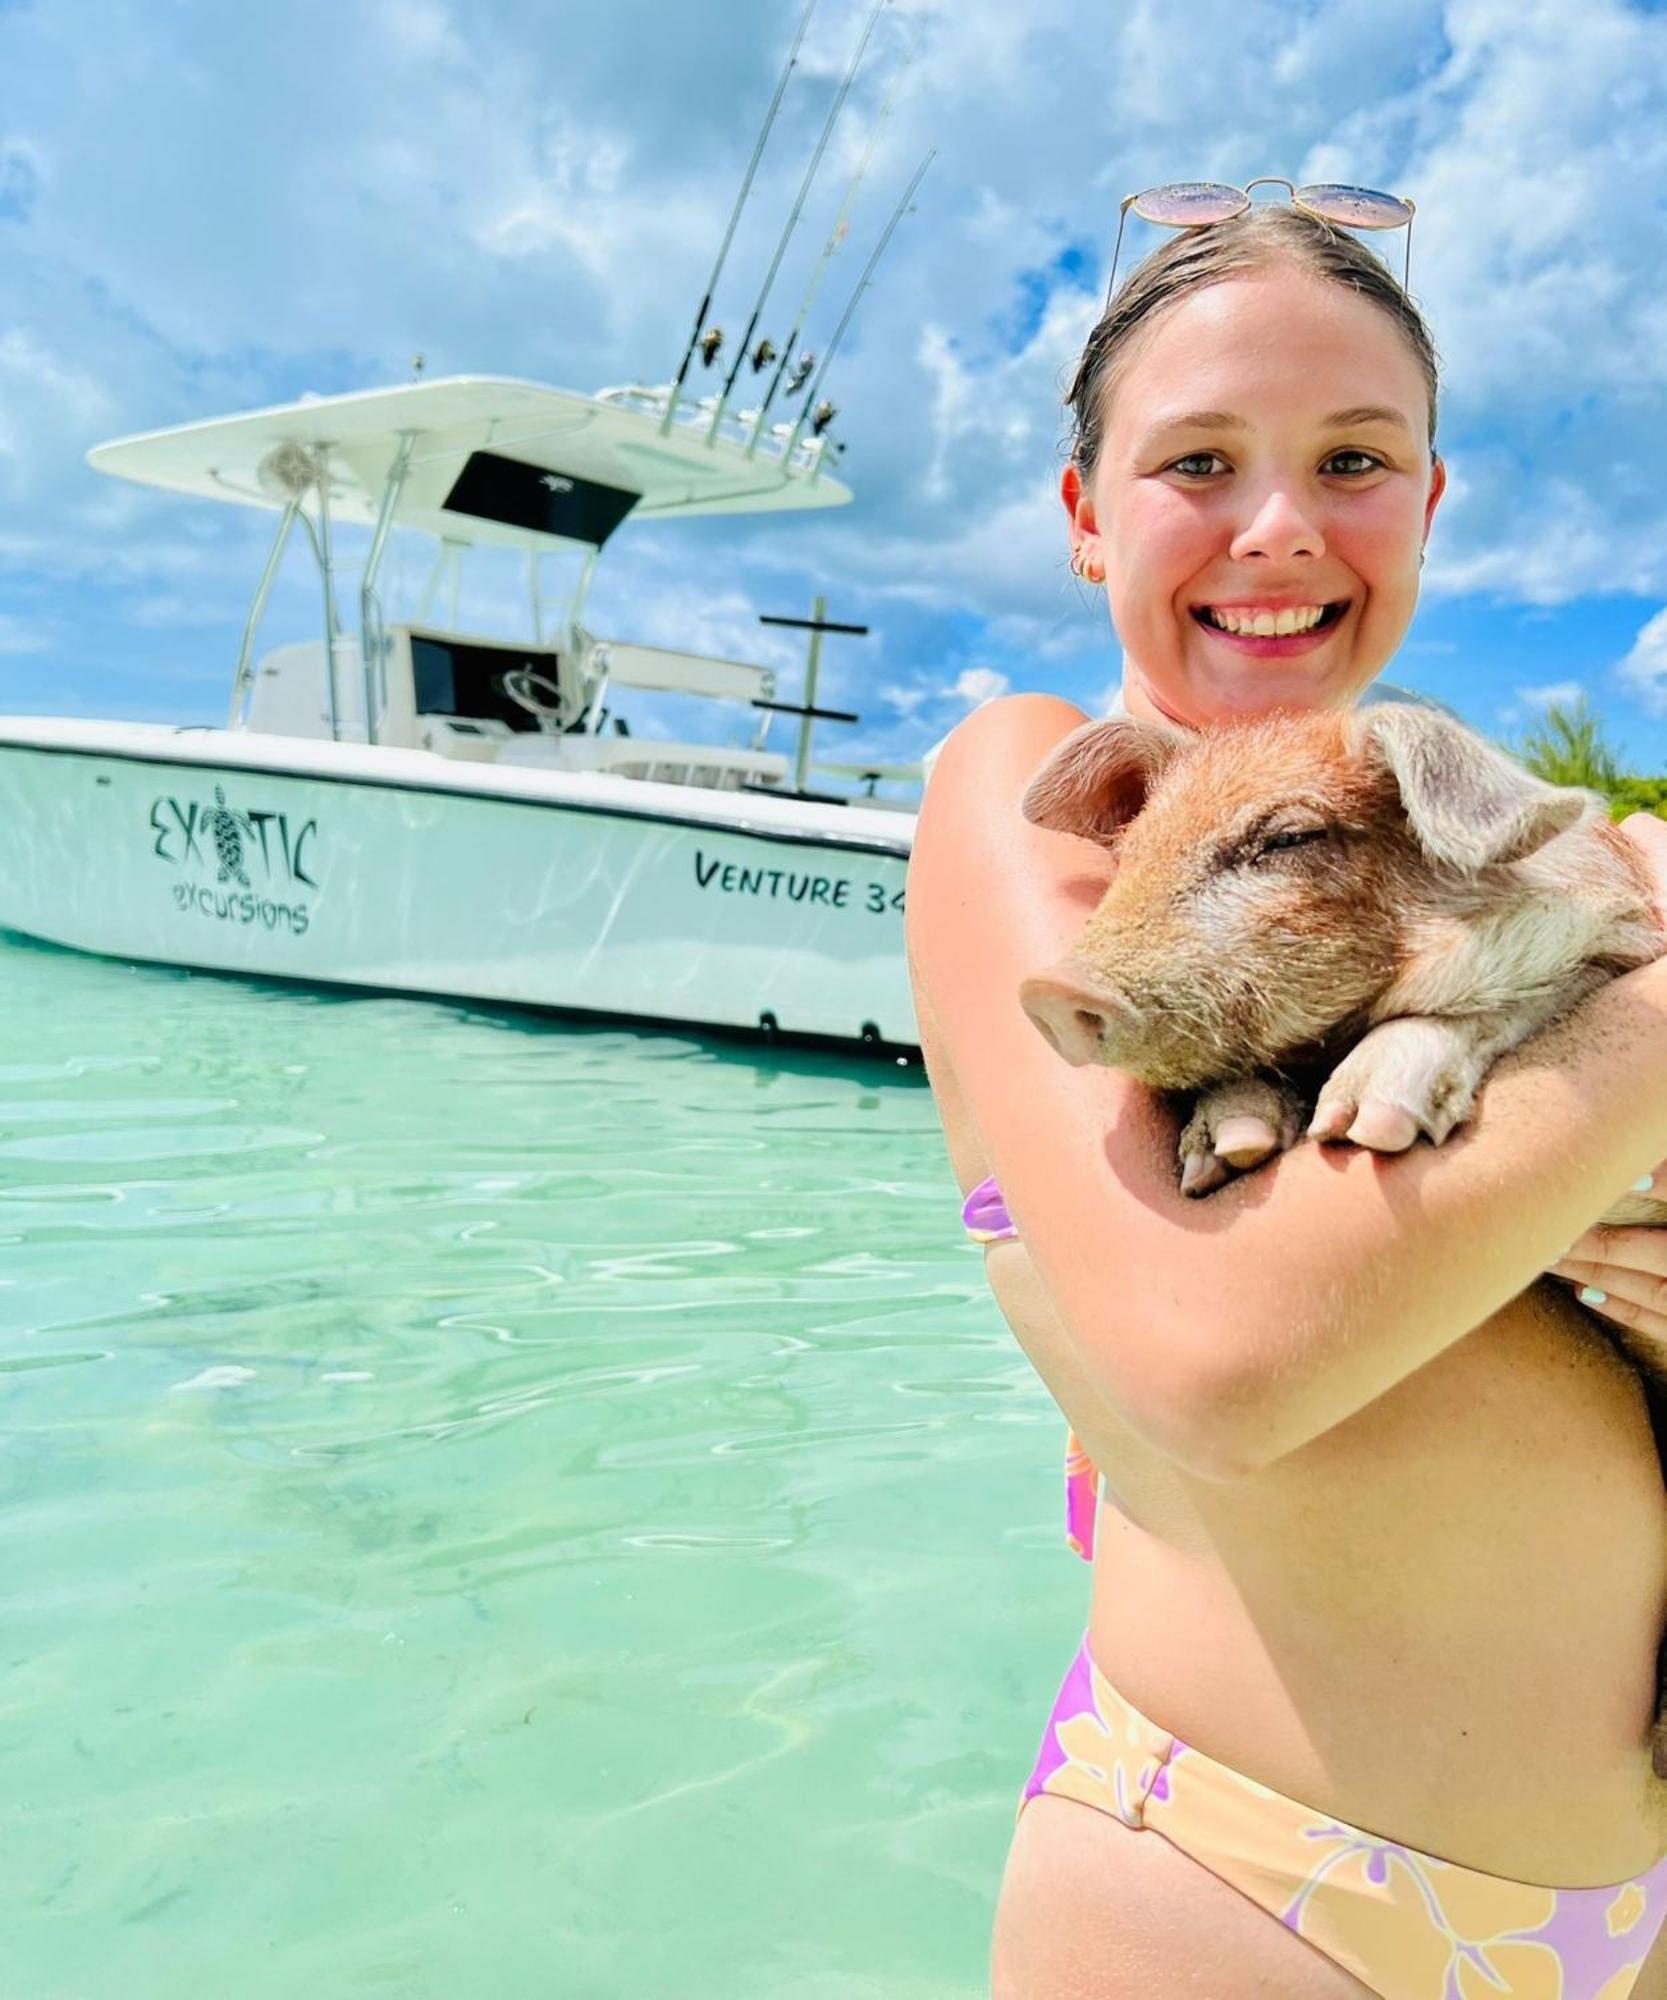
[1062,267,1447,729]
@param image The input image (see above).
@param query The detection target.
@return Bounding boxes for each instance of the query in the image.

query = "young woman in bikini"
[907,185,1667,1999]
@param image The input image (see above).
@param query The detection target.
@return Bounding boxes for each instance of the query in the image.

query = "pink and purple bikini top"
[962,1173,1100,1564]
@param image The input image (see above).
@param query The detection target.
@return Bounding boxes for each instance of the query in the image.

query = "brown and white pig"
[1015,699,1667,1774]
[1017,702,1667,1220]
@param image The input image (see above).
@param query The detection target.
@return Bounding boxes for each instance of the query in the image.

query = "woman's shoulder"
[919,693,1090,794]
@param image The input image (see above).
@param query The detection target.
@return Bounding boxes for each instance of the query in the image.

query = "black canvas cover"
[442,451,640,546]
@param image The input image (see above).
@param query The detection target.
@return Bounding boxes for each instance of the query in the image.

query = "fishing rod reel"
[655,0,932,470]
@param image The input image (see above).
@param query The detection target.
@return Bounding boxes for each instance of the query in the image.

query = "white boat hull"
[0,720,919,1050]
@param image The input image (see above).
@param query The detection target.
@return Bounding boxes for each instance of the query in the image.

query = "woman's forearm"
[1197,954,1667,1475]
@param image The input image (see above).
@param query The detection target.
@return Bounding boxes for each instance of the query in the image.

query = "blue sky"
[5,0,1667,779]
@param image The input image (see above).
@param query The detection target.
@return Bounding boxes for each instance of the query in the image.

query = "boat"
[0,371,922,1054]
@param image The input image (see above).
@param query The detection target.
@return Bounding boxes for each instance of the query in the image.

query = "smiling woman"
[908,198,1667,2000]
[1063,274,1445,723]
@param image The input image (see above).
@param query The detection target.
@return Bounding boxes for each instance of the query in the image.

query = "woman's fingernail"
[1634,1175,1657,1193]
[1580,1286,1609,1307]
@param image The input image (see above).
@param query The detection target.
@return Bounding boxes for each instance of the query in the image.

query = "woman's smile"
[1189,598,1350,657]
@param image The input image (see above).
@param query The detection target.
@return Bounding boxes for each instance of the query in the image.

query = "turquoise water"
[0,934,1085,1999]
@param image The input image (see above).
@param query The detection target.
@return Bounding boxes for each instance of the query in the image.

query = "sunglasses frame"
[1103,175,1416,309]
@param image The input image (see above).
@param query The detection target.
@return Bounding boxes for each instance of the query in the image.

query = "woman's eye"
[1324,450,1382,476]
[1169,453,1226,477]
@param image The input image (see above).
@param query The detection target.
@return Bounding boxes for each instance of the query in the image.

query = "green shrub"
[1515,697,1620,792]
[1605,776,1667,821]
[1509,698,1667,820]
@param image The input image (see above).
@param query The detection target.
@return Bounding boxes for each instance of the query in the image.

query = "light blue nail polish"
[1580,1286,1608,1307]
[1634,1175,1657,1193]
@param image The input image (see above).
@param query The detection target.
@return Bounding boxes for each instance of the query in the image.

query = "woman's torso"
[928,1018,1667,1885]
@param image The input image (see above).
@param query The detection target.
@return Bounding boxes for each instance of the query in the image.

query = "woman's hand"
[1550,1202,1667,1353]
[1619,810,1667,923]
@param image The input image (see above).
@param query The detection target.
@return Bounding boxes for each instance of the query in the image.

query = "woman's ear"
[1423,452,1447,544]
[1061,461,1101,574]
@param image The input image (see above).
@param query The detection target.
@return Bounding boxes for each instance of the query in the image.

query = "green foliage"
[1510,698,1667,821]
[1605,775,1667,822]
[1515,697,1620,792]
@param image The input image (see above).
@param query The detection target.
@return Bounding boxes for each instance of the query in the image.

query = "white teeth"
[1203,604,1329,635]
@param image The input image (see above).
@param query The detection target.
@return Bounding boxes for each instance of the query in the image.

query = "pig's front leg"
[1309,1013,1529,1153]
[1178,1076,1309,1197]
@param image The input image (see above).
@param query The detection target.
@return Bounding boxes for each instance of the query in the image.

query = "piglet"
[1018,703,1666,1214]
[1017,701,1667,1772]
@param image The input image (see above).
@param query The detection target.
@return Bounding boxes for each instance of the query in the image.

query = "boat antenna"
[781,145,935,473]
[745,10,922,460]
[659,0,820,438]
[705,0,889,445]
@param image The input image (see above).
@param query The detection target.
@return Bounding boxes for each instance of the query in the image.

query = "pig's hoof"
[1180,1149,1233,1198]
[1213,1115,1280,1168]
[1178,1078,1308,1196]
[1344,1101,1423,1152]
[1311,1019,1485,1153]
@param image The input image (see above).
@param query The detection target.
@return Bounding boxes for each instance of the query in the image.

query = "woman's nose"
[1229,487,1326,565]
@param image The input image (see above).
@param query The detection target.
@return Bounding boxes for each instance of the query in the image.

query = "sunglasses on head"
[1105,176,1416,308]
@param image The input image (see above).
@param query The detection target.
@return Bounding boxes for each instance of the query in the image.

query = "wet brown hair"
[1066,204,1441,478]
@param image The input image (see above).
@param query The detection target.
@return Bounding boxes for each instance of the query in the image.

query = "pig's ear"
[1019,716,1183,845]
[1348,704,1596,870]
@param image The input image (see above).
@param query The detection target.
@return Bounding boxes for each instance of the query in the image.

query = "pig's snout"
[1019,959,1138,1066]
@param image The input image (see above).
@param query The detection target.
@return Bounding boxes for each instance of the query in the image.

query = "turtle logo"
[204,785,253,888]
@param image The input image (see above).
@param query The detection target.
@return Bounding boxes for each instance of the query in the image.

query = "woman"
[907,195,1667,1999]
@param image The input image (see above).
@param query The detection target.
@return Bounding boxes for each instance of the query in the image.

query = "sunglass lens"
[1296,184,1413,229]
[1131,182,1247,225]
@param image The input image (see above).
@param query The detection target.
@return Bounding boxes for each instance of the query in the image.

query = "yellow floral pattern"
[1019,1639,1667,1999]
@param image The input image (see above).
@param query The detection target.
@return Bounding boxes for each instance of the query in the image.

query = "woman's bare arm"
[909,694,1667,1481]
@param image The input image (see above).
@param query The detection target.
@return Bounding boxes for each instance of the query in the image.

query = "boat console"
[245,619,794,792]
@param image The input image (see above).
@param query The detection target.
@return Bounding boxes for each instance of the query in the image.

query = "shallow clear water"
[0,934,1085,1999]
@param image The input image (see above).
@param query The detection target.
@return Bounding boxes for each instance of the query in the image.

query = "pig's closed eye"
[1252,825,1331,861]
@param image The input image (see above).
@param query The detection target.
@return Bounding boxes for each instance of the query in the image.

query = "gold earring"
[1069,549,1085,578]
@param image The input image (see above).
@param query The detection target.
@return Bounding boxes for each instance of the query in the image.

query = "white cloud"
[1615,606,1667,716]
[950,665,1009,707]
[1516,679,1585,710]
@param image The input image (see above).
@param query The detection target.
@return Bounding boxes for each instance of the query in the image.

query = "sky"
[5,0,1667,784]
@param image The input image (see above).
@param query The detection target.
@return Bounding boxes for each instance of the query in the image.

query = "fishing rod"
[744,11,923,460]
[783,145,935,476]
[704,0,889,446]
[659,0,819,438]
